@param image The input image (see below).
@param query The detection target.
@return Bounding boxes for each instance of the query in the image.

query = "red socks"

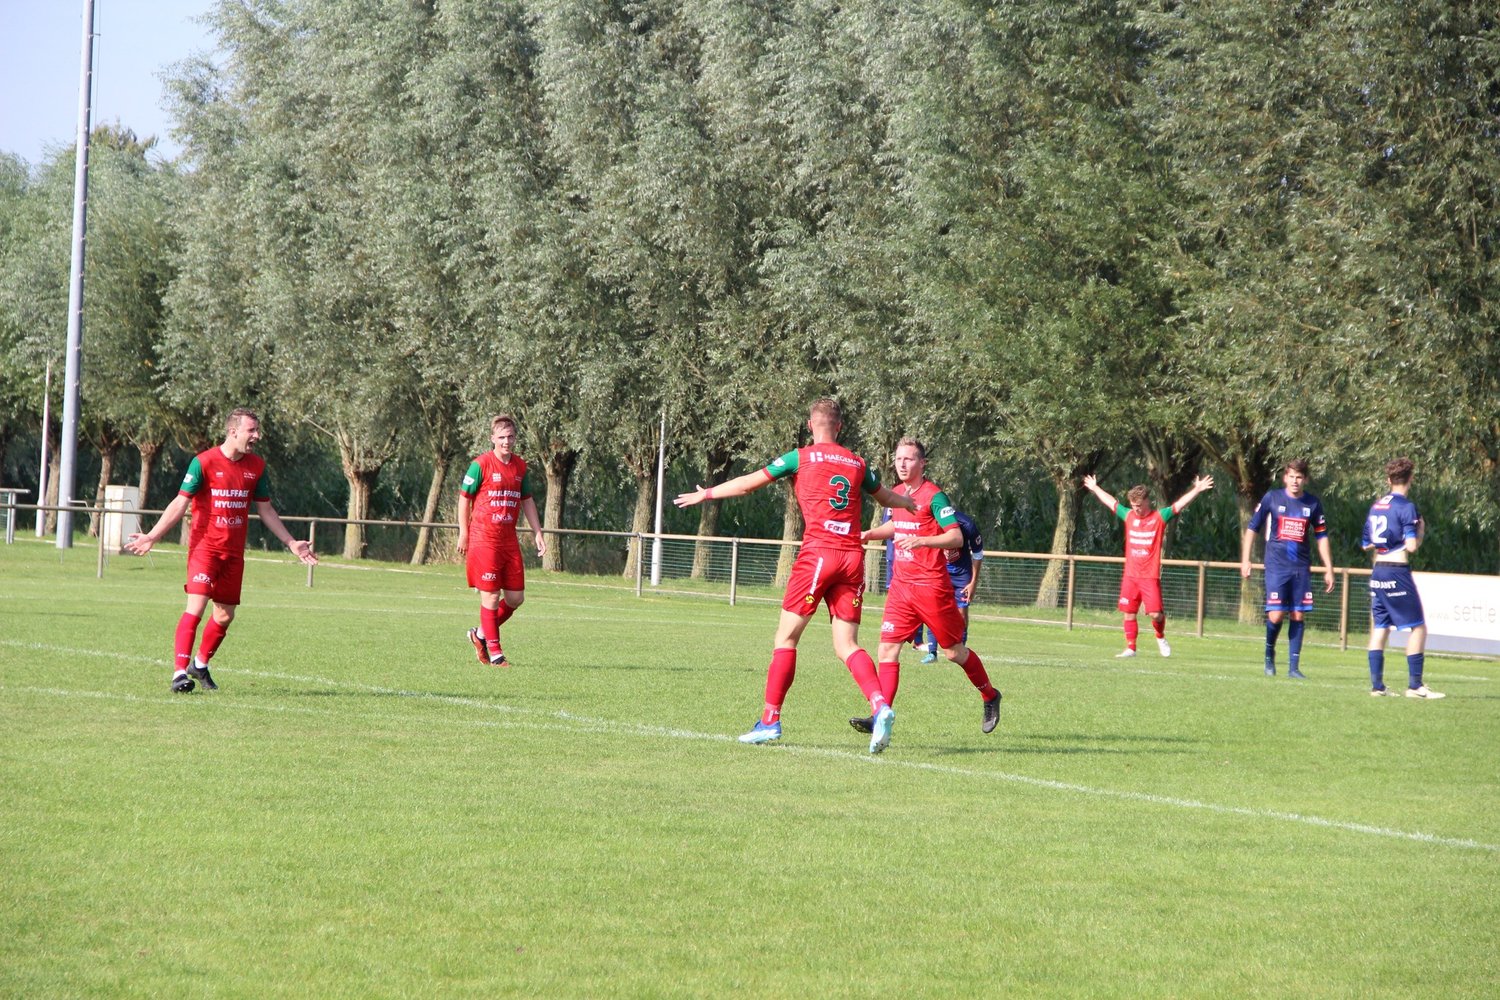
[876,659,901,707]
[960,650,997,701]
[198,617,229,663]
[495,600,515,628]
[174,613,201,671]
[1152,617,1166,639]
[761,648,797,724]
[842,649,888,711]
[1123,618,1139,650]
[481,606,501,653]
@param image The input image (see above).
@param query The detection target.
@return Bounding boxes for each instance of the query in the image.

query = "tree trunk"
[541,447,577,573]
[410,453,449,565]
[1035,476,1079,609]
[690,447,733,580]
[343,468,377,559]
[43,443,60,535]
[623,466,654,579]
[87,442,118,537]
[137,439,163,510]
[772,485,800,589]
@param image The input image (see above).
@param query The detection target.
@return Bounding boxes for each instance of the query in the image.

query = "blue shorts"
[1264,564,1314,613]
[1369,563,1424,631]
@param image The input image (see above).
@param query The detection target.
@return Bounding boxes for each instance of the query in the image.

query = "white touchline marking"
[2,653,1495,855]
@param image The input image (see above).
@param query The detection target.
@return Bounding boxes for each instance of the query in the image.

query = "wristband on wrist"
[705,487,715,500]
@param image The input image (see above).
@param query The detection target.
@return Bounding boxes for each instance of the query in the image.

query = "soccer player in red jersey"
[860,439,1002,736]
[1083,473,1214,658]
[126,408,318,693]
[674,398,917,753]
[457,414,546,667]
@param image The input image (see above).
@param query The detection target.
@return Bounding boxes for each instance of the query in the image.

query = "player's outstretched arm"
[255,500,319,566]
[1172,474,1215,513]
[862,519,897,544]
[871,483,916,512]
[674,470,770,509]
[124,494,190,555]
[1082,474,1116,510]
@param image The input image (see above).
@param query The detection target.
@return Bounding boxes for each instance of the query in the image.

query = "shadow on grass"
[928,733,1200,757]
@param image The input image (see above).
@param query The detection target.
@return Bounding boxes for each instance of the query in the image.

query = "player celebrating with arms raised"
[859,439,1002,737]
[675,398,916,753]
[458,414,546,667]
[126,408,318,692]
[1083,473,1214,658]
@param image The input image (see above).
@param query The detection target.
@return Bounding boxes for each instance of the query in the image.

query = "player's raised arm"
[1082,474,1117,510]
[674,469,772,509]
[1171,474,1214,514]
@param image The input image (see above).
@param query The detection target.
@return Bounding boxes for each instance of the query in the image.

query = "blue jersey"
[946,510,984,590]
[1247,488,1328,570]
[1362,492,1421,556]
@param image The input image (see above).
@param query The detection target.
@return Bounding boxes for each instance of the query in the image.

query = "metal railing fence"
[6,498,1379,649]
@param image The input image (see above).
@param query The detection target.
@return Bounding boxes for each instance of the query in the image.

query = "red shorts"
[880,578,967,649]
[780,546,866,622]
[1118,576,1163,615]
[185,547,246,605]
[467,545,526,593]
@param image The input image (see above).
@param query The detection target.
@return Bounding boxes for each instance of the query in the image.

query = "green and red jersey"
[460,452,533,549]
[178,447,271,553]
[887,479,960,587]
[763,444,880,552]
[1115,504,1176,580]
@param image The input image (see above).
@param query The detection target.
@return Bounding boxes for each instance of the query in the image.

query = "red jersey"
[179,447,270,554]
[764,444,880,552]
[887,479,959,587]
[460,452,533,549]
[1116,504,1176,579]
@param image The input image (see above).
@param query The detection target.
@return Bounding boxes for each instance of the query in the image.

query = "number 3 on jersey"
[828,475,852,510]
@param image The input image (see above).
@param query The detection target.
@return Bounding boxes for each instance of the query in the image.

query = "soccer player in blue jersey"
[1240,459,1335,678]
[1362,458,1443,699]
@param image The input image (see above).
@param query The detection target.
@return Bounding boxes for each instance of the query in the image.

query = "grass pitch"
[1,540,1497,998]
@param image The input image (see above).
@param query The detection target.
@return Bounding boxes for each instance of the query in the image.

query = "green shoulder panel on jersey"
[1160,505,1176,522]
[930,490,959,528]
[255,468,271,502]
[459,460,484,497]
[179,456,205,495]
[520,466,534,498]
[765,449,800,480]
[860,464,880,494]
[1115,503,1130,522]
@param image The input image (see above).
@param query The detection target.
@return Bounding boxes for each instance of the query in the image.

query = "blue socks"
[1265,618,1284,665]
[1368,649,1385,689]
[1287,619,1305,671]
[1407,652,1424,689]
